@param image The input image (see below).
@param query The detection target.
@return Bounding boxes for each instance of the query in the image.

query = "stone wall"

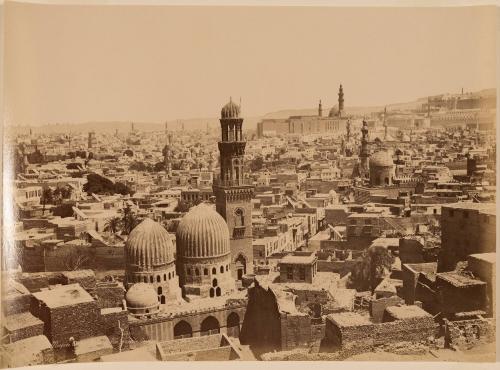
[36,301,102,351]
[444,317,496,350]
[100,309,130,352]
[325,316,438,359]
[370,296,405,323]
[95,283,125,309]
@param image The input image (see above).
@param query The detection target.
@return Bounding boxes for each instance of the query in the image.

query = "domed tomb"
[125,283,160,317]
[369,150,395,186]
[124,218,182,304]
[176,203,236,298]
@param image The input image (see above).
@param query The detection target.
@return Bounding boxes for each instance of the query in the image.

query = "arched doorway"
[209,288,215,297]
[226,312,240,338]
[174,320,193,339]
[200,316,220,336]
[216,287,221,296]
[235,254,247,280]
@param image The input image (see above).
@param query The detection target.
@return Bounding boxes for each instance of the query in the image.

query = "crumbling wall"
[100,309,130,352]
[370,296,404,323]
[444,317,495,350]
[95,282,125,309]
[325,316,437,359]
[239,284,282,352]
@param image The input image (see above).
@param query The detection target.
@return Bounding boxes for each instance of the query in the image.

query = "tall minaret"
[338,84,344,118]
[318,99,323,117]
[213,98,254,280]
[360,119,370,177]
[163,121,172,177]
[383,107,388,141]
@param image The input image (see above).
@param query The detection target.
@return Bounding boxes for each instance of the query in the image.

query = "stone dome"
[221,98,240,119]
[125,283,159,309]
[328,106,339,117]
[176,203,230,259]
[370,151,394,167]
[125,218,175,269]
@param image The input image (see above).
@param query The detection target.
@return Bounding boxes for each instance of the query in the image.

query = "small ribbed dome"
[370,151,394,167]
[328,106,339,117]
[177,203,230,259]
[125,218,175,269]
[125,283,158,309]
[221,98,240,119]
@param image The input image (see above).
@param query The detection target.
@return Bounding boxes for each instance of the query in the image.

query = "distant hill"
[9,88,495,135]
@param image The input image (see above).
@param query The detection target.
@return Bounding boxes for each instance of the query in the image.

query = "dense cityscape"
[1,85,497,365]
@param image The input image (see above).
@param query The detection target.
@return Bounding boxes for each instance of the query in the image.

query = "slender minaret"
[359,120,370,177]
[318,99,323,117]
[163,121,172,177]
[338,84,344,118]
[383,107,388,141]
[213,97,254,280]
[131,122,135,133]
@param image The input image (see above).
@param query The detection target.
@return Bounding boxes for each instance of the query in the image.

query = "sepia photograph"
[0,0,498,367]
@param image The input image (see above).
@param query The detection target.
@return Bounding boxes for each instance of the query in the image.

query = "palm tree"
[349,245,394,292]
[122,205,139,234]
[104,216,122,234]
[41,188,53,215]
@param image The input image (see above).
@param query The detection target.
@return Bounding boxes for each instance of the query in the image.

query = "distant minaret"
[427,97,431,118]
[318,99,323,117]
[182,121,185,131]
[346,118,351,141]
[359,120,370,177]
[338,84,344,118]
[383,107,388,141]
[163,121,172,177]
[131,122,135,133]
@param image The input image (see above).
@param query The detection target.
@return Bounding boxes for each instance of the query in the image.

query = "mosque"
[121,99,251,341]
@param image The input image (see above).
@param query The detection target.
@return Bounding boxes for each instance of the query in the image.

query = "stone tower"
[318,99,323,117]
[162,121,173,177]
[213,98,254,280]
[359,120,370,178]
[338,84,344,117]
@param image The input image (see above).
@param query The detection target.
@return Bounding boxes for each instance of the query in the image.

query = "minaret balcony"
[213,178,253,188]
[218,141,247,156]
[233,226,246,239]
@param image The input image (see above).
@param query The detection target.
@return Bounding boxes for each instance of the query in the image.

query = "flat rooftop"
[444,202,496,215]
[4,312,43,332]
[279,254,316,265]
[468,252,496,264]
[385,305,433,320]
[437,272,486,288]
[327,312,373,328]
[32,283,94,308]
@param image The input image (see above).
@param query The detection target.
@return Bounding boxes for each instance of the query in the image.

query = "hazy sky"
[4,3,497,125]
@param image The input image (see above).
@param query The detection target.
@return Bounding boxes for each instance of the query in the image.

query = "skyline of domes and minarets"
[2,3,497,366]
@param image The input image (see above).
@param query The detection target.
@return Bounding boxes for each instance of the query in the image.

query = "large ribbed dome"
[221,98,240,119]
[370,151,394,167]
[176,203,230,259]
[125,218,175,269]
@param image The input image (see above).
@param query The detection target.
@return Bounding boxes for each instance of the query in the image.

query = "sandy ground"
[346,342,496,362]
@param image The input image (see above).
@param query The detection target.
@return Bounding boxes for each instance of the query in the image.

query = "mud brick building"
[31,284,102,351]
[155,333,241,361]
[2,278,32,316]
[1,335,55,367]
[467,253,496,317]
[325,305,437,359]
[278,252,318,284]
[438,203,495,272]
[3,312,44,343]
[435,271,487,319]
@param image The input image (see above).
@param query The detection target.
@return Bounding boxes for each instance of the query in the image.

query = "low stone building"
[325,305,437,359]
